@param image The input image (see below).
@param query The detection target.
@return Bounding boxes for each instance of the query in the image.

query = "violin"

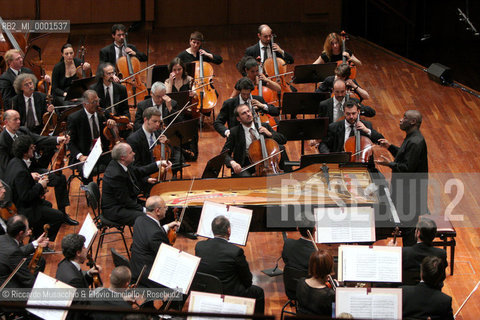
[48,128,69,174]
[339,31,357,79]
[87,253,103,288]
[167,178,195,245]
[344,112,374,163]
[116,33,148,106]
[75,46,92,79]
[28,224,49,274]
[103,123,123,150]
[192,53,217,115]
[151,134,171,182]
[263,35,292,105]
[40,95,57,136]
[247,101,282,176]
[0,202,17,221]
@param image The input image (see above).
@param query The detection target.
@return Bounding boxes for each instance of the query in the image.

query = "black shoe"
[181,232,198,240]
[64,215,79,226]
[43,247,56,254]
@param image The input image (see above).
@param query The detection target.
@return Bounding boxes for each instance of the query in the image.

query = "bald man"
[245,24,294,64]
[377,110,428,246]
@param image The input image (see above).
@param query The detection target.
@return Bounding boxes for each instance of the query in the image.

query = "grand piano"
[150,163,400,241]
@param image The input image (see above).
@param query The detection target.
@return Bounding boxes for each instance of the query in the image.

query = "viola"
[192,53,217,115]
[86,253,103,288]
[338,31,357,79]
[116,33,148,106]
[28,224,49,274]
[75,46,92,79]
[344,114,374,163]
[263,36,292,105]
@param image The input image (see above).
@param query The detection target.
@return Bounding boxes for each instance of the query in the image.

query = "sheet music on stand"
[338,245,402,283]
[335,287,402,320]
[148,243,200,294]
[314,206,375,243]
[78,213,98,251]
[188,291,255,320]
[82,138,103,179]
[26,272,76,320]
[197,201,252,246]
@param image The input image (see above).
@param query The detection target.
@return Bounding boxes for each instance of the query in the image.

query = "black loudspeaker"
[427,63,453,85]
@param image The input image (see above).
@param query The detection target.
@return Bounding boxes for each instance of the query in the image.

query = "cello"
[247,102,283,176]
[339,31,357,79]
[192,53,217,115]
[251,63,277,129]
[263,35,292,105]
[0,16,28,72]
[116,33,148,106]
[343,110,374,163]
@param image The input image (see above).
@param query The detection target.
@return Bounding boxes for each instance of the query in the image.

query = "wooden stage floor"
[31,23,480,318]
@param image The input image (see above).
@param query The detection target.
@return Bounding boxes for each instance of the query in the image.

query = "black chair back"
[283,265,308,300]
[190,272,223,294]
[111,248,130,268]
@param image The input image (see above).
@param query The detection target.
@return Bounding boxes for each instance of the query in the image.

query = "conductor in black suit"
[221,104,287,177]
[214,77,279,138]
[0,215,48,288]
[195,215,265,314]
[245,24,294,64]
[4,135,64,242]
[11,73,54,134]
[402,256,453,320]
[99,24,147,71]
[319,100,384,153]
[130,195,180,288]
[101,143,170,226]
[282,227,317,273]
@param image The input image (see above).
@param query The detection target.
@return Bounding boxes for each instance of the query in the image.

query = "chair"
[280,265,308,320]
[190,272,223,294]
[110,248,130,268]
[430,215,457,275]
[83,181,131,260]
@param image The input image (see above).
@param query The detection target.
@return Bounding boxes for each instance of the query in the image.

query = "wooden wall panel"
[0,0,36,19]
[154,0,228,28]
[228,0,302,25]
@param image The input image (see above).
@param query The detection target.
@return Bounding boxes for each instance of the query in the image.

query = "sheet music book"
[26,272,76,320]
[148,243,200,294]
[78,213,98,250]
[338,245,402,282]
[197,201,252,246]
[83,138,103,179]
[314,207,375,243]
[188,291,255,320]
[335,287,402,320]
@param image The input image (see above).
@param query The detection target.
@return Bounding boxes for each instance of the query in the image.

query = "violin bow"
[0,258,27,290]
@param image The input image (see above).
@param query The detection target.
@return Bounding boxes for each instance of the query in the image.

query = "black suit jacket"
[11,92,49,133]
[402,242,447,284]
[319,119,384,153]
[99,43,147,65]
[4,157,47,223]
[133,97,181,131]
[67,108,109,162]
[319,97,376,124]
[56,258,92,288]
[402,282,453,320]
[0,127,57,178]
[91,81,129,119]
[282,238,316,272]
[222,122,286,168]
[127,127,156,167]
[130,214,170,288]
[0,67,34,107]
[214,96,279,137]
[195,237,254,296]
[245,43,294,64]
[101,160,158,219]
[0,234,36,288]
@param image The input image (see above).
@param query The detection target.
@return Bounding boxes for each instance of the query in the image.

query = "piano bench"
[429,215,456,275]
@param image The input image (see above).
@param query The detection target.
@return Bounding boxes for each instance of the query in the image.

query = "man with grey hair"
[134,81,181,130]
[195,215,265,314]
[11,73,54,134]
[101,142,171,226]
[377,110,428,246]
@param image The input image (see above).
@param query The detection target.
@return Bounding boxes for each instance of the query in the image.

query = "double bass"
[192,53,217,115]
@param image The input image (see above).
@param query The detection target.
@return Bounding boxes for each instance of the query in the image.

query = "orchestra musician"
[51,43,92,105]
[4,135,64,243]
[101,143,171,227]
[0,181,6,234]
[99,24,147,77]
[176,31,223,65]
[0,215,48,288]
[376,110,429,246]
[0,110,77,226]
[231,56,281,98]
[165,57,194,94]
[245,24,294,64]
[282,227,317,274]
[317,63,370,101]
[313,32,362,66]
[221,104,287,177]
[195,215,265,314]
[130,195,180,288]
[11,73,54,134]
[214,77,279,138]
[318,100,383,153]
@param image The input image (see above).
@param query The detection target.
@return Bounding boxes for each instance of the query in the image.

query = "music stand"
[164,118,199,178]
[53,104,83,136]
[293,63,337,85]
[201,150,229,179]
[281,92,329,118]
[65,76,97,101]
[277,118,329,155]
[300,152,351,168]
[150,64,170,84]
[186,62,196,78]
[167,91,190,109]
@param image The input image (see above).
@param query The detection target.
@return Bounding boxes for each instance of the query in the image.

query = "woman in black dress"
[165,57,193,94]
[313,32,362,66]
